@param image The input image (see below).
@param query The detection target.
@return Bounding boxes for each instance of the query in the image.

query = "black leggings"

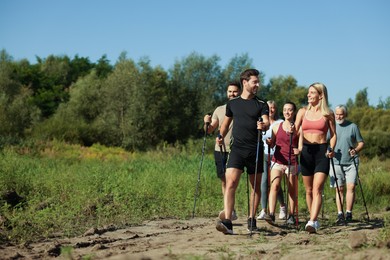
[300,143,330,176]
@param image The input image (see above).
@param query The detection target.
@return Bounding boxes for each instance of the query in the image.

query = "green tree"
[121,58,170,150]
[222,53,254,84]
[346,98,354,112]
[219,53,254,103]
[31,55,72,117]
[44,70,104,145]
[95,54,113,78]
[354,87,370,108]
[97,57,139,147]
[69,55,94,83]
[168,52,223,140]
[262,75,307,116]
[0,50,20,98]
[377,97,390,110]
[0,50,40,140]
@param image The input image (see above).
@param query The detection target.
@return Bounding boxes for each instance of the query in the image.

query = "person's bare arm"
[203,114,218,134]
[217,116,232,146]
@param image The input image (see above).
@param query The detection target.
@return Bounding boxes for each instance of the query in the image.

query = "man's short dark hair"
[228,80,241,89]
[240,69,260,85]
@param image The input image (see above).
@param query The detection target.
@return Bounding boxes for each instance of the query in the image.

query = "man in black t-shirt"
[216,69,269,234]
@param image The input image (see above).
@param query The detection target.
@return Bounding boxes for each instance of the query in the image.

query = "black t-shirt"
[226,96,269,150]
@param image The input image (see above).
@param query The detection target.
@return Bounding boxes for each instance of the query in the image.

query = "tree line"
[0,49,389,157]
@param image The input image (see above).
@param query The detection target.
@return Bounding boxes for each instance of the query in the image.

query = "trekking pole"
[267,146,271,214]
[295,158,299,227]
[350,147,370,221]
[218,132,228,217]
[218,132,226,174]
[247,173,250,218]
[250,117,263,236]
[192,121,209,218]
[321,187,325,220]
[285,122,294,224]
[329,148,346,225]
[321,176,325,220]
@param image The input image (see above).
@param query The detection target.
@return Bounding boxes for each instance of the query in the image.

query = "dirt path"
[1,214,389,260]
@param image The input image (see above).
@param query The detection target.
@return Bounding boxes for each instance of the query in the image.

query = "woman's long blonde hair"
[307,82,332,117]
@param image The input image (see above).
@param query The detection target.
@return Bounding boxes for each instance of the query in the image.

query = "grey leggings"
[261,154,285,210]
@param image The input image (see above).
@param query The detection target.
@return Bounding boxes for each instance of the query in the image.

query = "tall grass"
[0,139,389,244]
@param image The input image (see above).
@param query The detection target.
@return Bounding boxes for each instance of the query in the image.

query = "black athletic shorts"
[226,146,263,175]
[214,150,229,179]
[300,143,330,176]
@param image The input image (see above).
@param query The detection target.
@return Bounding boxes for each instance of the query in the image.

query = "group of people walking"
[203,68,364,235]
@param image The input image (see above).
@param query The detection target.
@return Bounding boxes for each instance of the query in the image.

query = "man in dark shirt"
[216,68,269,234]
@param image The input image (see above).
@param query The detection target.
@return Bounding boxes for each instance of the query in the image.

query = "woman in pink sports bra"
[295,82,337,233]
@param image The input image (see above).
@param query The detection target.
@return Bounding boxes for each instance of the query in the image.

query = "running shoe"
[305,220,317,233]
[264,213,275,225]
[219,210,238,221]
[257,209,266,220]
[216,219,233,235]
[247,217,258,231]
[346,212,352,222]
[335,213,345,225]
[314,220,320,230]
[287,215,295,225]
[279,206,286,219]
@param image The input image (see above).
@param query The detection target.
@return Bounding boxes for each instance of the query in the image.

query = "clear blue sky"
[1,0,389,107]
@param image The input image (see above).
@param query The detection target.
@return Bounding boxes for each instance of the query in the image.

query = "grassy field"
[1,139,389,244]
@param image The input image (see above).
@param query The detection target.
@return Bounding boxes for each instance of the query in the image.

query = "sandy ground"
[1,213,390,260]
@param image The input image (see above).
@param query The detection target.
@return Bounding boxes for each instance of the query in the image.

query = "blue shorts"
[300,143,329,176]
[226,147,263,174]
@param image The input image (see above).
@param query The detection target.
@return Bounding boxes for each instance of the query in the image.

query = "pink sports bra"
[302,113,328,135]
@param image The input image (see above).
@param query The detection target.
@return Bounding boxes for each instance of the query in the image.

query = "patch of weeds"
[217,251,236,260]
[245,247,267,258]
[209,244,230,253]
[379,213,390,242]
[60,246,73,258]
[306,235,320,244]
[280,242,294,256]
[208,244,237,259]
[164,246,180,259]
[255,233,268,243]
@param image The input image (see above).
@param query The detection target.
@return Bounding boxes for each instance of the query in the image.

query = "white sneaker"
[305,220,317,233]
[278,206,286,219]
[257,209,266,220]
[314,220,320,230]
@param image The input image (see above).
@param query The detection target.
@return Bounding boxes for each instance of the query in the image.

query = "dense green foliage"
[0,142,389,244]
[1,49,390,155]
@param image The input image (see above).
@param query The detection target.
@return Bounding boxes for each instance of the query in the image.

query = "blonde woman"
[295,83,337,233]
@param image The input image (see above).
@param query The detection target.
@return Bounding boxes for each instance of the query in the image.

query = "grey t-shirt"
[334,120,364,165]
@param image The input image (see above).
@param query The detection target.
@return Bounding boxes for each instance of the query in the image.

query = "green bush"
[360,130,390,159]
